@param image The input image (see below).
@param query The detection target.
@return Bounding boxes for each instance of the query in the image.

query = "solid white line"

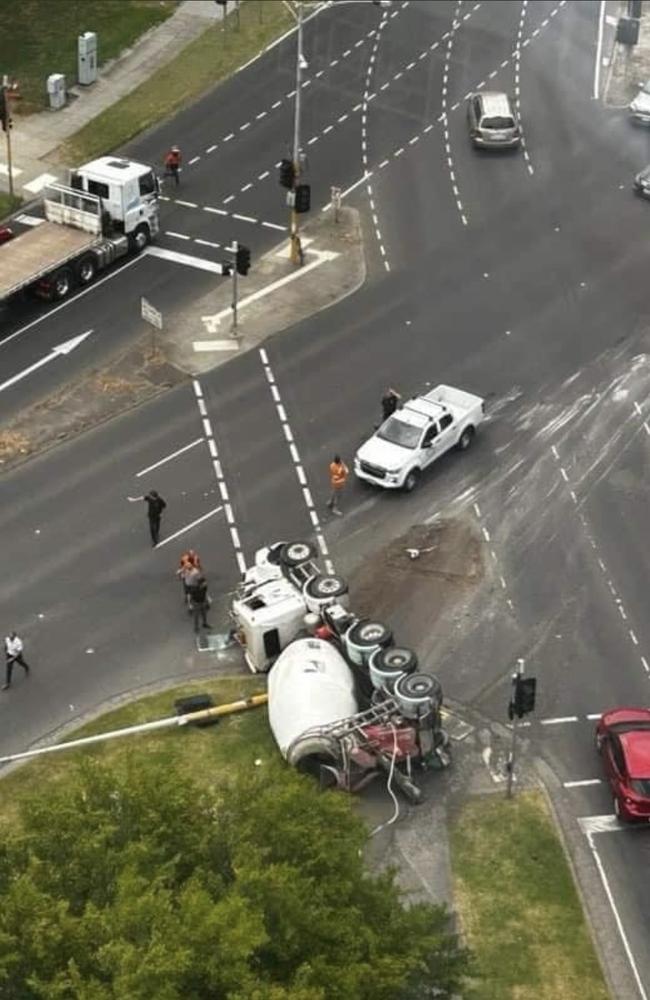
[564,778,601,788]
[155,506,223,548]
[583,826,649,1000]
[136,437,204,478]
[146,246,226,275]
[593,0,606,100]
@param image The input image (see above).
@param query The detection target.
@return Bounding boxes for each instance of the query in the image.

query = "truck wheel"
[77,255,96,286]
[130,223,151,253]
[403,468,420,493]
[280,540,316,568]
[457,426,475,451]
[51,268,73,300]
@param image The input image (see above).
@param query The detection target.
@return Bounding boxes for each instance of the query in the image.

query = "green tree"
[0,756,469,999]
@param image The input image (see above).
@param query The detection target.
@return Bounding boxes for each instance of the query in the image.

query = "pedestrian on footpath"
[128,490,167,545]
[3,631,30,690]
[381,386,402,423]
[327,454,349,517]
[188,575,212,633]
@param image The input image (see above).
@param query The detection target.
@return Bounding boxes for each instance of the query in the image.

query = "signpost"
[141,296,163,355]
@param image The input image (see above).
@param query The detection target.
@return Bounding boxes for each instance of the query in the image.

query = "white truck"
[354,384,485,492]
[0,156,160,304]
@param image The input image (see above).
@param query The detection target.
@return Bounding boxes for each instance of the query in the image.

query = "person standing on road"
[381,387,401,423]
[178,552,202,609]
[327,455,349,517]
[3,631,30,690]
[128,490,167,545]
[188,575,212,633]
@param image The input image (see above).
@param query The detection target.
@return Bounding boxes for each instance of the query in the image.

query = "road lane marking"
[146,246,227,274]
[593,0,606,100]
[259,348,334,574]
[136,437,204,478]
[579,814,649,1000]
[563,779,602,788]
[540,716,579,725]
[191,379,246,574]
[155,504,224,549]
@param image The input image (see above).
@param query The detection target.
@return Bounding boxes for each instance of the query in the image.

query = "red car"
[0,225,14,244]
[596,708,650,822]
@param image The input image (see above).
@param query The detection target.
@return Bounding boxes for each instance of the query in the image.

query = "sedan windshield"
[483,116,514,130]
[377,416,421,449]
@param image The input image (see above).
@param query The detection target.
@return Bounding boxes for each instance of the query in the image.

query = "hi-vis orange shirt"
[329,460,349,489]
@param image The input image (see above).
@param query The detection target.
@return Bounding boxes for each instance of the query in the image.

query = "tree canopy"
[0,753,468,999]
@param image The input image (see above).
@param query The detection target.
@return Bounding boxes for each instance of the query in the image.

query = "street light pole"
[290,0,304,265]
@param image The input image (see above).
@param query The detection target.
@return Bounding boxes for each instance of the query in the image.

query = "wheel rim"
[80,262,94,282]
[55,275,69,296]
[135,228,148,250]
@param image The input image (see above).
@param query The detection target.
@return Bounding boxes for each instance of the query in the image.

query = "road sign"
[141,296,163,330]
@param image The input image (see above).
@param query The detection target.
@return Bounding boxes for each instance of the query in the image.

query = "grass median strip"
[450,791,609,1000]
[60,1,294,166]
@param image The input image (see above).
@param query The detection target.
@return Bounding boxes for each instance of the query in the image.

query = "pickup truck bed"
[0,223,96,300]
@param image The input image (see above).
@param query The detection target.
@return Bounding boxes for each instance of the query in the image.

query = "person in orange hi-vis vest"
[327,454,349,516]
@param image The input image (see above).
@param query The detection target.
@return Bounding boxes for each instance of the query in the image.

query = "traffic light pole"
[1,79,14,199]
[283,0,304,266]
[506,658,525,798]
[231,240,238,335]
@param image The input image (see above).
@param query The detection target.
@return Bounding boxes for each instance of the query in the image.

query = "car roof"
[620,729,650,778]
[478,92,512,117]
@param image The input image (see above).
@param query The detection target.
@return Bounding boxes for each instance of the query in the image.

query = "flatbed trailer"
[0,223,97,300]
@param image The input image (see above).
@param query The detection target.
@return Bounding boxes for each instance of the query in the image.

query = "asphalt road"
[2,1,650,995]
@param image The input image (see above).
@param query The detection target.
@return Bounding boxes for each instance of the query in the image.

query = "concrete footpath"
[0,0,233,196]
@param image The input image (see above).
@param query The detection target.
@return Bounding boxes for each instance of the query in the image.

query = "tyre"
[375,646,418,674]
[305,574,348,600]
[280,540,316,568]
[77,254,96,286]
[594,729,604,753]
[457,426,475,451]
[130,223,151,253]
[347,618,393,649]
[403,468,421,493]
[51,268,73,300]
[613,796,624,822]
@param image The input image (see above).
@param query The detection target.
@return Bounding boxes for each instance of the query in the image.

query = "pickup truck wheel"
[130,223,151,253]
[51,268,73,300]
[77,255,96,285]
[457,426,475,451]
[403,468,420,493]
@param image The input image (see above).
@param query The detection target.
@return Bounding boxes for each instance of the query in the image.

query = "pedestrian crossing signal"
[236,244,251,276]
[295,183,311,214]
[279,158,295,189]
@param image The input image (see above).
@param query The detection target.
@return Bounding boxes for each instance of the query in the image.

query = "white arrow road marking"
[154,505,224,549]
[197,247,339,342]
[0,330,92,393]
[135,437,205,478]
[578,813,649,1000]
[145,246,228,274]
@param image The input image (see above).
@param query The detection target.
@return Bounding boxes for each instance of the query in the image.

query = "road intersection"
[2,1,650,995]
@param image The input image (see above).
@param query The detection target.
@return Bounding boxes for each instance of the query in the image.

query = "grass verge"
[0,193,22,221]
[60,1,294,166]
[0,675,274,831]
[0,1,178,114]
[450,791,609,1000]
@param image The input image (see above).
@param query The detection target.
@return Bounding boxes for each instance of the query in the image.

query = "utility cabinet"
[78,32,98,85]
[46,73,66,110]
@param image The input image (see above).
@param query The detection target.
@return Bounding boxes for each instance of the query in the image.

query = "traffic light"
[236,244,251,276]
[279,158,295,189]
[0,89,11,133]
[509,675,536,720]
[294,183,311,214]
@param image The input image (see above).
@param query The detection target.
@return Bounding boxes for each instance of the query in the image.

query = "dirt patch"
[349,517,485,654]
[0,335,186,471]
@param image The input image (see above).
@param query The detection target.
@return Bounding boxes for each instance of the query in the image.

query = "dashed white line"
[541,716,579,725]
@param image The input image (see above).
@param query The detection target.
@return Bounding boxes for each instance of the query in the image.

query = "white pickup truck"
[354,384,485,492]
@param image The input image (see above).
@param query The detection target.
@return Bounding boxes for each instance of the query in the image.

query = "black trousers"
[5,653,29,686]
[192,602,209,632]
[149,516,161,545]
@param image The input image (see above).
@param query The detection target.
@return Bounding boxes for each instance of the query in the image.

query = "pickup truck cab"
[354,384,485,492]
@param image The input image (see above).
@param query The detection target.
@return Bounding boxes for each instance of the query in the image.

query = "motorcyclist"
[164,145,182,186]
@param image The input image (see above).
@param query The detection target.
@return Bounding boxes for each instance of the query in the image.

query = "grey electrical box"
[78,31,98,85]
[46,73,67,110]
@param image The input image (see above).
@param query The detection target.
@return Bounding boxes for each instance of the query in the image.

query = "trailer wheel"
[130,223,151,253]
[51,268,73,300]
[77,255,96,286]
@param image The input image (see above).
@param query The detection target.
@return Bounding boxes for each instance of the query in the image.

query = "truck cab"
[70,156,160,249]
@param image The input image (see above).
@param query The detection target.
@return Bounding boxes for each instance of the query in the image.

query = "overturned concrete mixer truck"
[229,540,450,803]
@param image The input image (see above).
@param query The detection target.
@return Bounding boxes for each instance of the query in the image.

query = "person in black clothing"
[381,387,401,424]
[188,575,212,633]
[144,490,166,545]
